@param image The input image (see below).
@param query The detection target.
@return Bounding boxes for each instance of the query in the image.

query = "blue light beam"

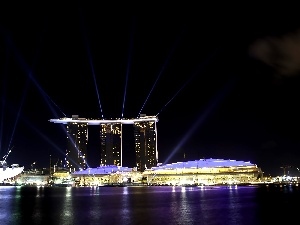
[5,31,88,169]
[26,72,66,119]
[21,112,88,169]
[4,33,66,119]
[156,50,219,117]
[6,76,31,157]
[0,43,10,155]
[21,115,66,156]
[138,28,185,118]
[78,5,104,119]
[121,16,136,118]
[164,76,237,164]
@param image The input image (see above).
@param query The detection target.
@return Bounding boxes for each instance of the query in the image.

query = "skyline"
[1,5,300,176]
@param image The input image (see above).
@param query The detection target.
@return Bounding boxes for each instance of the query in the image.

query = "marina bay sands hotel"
[49,114,158,172]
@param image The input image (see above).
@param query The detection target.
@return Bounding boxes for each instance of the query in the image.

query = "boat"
[0,160,24,184]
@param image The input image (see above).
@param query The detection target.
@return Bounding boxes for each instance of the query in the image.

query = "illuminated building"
[12,158,266,186]
[69,158,264,186]
[49,115,159,171]
[143,158,264,186]
[100,123,122,166]
[66,115,88,171]
[71,165,137,186]
[134,114,158,172]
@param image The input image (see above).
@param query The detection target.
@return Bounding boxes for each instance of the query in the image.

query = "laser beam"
[164,76,237,164]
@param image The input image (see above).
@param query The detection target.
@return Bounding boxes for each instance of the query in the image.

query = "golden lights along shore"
[1,115,279,187]
[47,115,264,187]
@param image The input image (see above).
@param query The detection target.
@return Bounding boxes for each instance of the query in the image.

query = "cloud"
[249,29,300,77]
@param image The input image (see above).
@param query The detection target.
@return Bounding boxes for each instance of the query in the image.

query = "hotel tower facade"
[100,123,122,166]
[134,118,158,172]
[50,115,158,172]
[65,115,88,171]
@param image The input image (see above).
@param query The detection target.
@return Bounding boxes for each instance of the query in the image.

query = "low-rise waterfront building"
[71,165,142,186]
[7,158,265,187]
[143,158,263,186]
[69,158,263,186]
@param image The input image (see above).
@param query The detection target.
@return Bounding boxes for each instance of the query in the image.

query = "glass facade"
[100,123,122,166]
[134,118,158,172]
[66,116,88,171]
[50,115,158,172]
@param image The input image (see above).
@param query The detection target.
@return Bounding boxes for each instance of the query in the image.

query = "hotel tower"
[65,115,88,171]
[100,123,122,166]
[50,115,158,172]
[134,115,158,172]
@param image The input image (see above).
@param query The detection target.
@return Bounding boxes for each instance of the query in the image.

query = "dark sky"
[1,4,300,176]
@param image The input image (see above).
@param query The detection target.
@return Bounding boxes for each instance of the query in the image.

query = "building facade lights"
[50,114,158,172]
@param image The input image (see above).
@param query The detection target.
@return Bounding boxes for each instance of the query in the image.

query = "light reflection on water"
[0,185,299,225]
[61,187,73,224]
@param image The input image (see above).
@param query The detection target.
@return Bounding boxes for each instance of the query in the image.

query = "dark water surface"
[0,185,299,225]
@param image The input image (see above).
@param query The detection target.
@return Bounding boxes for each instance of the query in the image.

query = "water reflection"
[177,186,192,224]
[228,186,242,224]
[61,187,73,224]
[0,185,295,225]
[0,187,16,223]
[120,187,131,224]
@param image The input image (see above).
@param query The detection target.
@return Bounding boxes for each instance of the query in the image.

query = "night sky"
[1,4,300,176]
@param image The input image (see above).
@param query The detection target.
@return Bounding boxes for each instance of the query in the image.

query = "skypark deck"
[49,116,158,125]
